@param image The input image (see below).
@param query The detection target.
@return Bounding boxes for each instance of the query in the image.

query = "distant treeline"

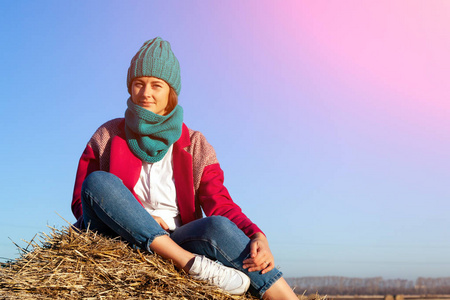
[286,276,450,295]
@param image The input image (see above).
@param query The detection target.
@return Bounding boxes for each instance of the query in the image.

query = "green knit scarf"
[125,98,183,163]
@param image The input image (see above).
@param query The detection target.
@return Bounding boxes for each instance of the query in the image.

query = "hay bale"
[0,226,258,299]
[307,292,323,300]
[385,295,394,300]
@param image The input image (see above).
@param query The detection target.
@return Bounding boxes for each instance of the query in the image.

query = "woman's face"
[131,76,170,115]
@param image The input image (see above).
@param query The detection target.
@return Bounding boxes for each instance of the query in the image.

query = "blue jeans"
[81,171,282,297]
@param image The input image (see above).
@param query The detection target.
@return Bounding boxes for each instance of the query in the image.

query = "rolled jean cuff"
[258,270,283,297]
[145,231,170,253]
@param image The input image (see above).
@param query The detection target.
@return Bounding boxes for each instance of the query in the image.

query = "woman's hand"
[152,215,169,231]
[242,232,275,274]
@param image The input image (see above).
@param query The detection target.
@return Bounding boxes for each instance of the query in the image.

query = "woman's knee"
[82,171,119,193]
[204,216,239,235]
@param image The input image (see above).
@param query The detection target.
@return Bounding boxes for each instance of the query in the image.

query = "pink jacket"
[71,118,263,238]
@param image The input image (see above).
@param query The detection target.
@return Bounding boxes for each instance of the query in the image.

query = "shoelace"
[197,258,234,286]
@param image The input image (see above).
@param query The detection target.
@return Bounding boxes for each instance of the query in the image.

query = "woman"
[71,37,297,299]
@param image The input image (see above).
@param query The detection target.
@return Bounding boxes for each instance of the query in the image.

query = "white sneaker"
[189,255,251,295]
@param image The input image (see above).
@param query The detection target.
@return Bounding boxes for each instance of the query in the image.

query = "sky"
[1,1,449,281]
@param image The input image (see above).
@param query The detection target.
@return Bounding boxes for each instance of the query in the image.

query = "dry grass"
[0,226,260,299]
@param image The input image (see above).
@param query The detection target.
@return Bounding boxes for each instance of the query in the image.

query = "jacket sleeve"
[71,119,122,225]
[197,161,264,238]
[71,144,99,224]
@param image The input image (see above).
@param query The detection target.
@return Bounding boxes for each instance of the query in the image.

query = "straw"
[0,226,259,299]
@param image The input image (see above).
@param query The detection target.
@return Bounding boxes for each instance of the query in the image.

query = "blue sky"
[1,1,449,280]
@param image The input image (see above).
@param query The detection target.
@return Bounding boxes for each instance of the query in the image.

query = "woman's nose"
[142,84,152,98]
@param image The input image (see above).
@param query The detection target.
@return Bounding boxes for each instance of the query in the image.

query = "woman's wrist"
[250,232,266,240]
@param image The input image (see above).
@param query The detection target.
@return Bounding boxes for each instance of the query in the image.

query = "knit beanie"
[127,37,181,95]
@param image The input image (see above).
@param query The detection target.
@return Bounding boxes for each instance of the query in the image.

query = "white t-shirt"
[133,145,181,230]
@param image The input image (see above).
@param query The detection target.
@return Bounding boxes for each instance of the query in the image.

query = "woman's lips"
[140,102,155,106]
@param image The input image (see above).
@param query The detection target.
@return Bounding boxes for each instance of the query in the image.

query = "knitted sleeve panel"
[87,118,125,172]
[185,128,219,194]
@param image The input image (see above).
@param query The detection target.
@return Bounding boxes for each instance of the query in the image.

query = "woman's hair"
[165,87,178,114]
